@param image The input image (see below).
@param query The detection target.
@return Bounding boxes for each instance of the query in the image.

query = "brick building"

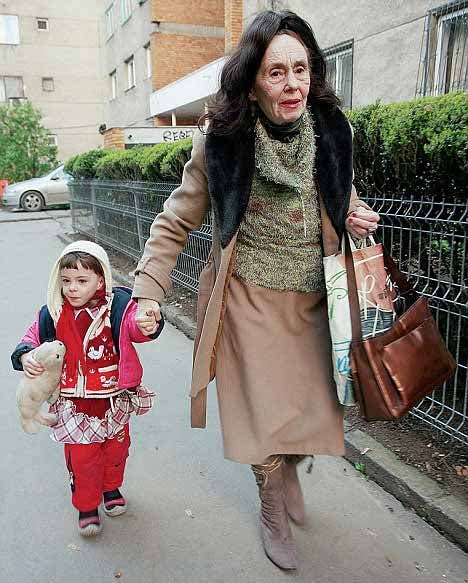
[102,0,467,149]
[101,0,242,148]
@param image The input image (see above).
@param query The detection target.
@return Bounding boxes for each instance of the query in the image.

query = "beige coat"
[132,130,368,428]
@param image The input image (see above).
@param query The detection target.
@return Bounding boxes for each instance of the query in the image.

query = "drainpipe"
[171,111,177,126]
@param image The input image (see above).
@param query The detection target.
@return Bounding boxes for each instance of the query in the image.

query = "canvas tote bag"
[323,235,396,405]
[344,235,457,421]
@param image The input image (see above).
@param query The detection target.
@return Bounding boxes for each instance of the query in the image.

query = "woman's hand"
[21,352,45,379]
[346,207,380,239]
[136,299,161,336]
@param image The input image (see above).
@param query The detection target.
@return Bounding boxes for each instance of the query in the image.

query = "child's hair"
[59,251,104,278]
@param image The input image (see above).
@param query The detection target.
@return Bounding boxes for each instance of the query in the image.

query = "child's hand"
[21,352,45,379]
[136,299,161,336]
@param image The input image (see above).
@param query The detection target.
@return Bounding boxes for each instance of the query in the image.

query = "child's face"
[60,261,104,308]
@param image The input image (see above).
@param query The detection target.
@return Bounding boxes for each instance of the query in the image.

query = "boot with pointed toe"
[251,455,298,570]
[283,455,307,526]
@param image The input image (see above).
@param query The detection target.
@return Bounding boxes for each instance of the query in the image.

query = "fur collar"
[205,104,353,248]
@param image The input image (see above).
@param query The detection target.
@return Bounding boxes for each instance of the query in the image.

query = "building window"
[37,18,49,31]
[0,76,24,101]
[42,77,55,92]
[47,134,58,147]
[145,42,152,78]
[125,56,136,89]
[324,41,353,110]
[0,14,20,44]
[120,0,132,24]
[417,2,468,96]
[110,70,117,99]
[105,5,114,40]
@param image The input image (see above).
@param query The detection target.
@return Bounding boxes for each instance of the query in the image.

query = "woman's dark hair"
[200,10,339,135]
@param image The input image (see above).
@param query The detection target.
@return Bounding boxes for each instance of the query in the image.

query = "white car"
[2,165,71,211]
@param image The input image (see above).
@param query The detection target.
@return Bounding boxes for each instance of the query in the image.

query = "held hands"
[345,207,380,239]
[21,352,45,379]
[136,298,161,336]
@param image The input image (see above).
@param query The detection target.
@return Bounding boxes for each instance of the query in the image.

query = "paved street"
[1,213,467,583]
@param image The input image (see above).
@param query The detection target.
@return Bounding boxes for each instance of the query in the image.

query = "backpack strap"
[110,286,133,355]
[38,305,56,343]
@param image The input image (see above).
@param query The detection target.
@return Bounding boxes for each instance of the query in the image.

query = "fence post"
[133,189,145,254]
[91,181,97,240]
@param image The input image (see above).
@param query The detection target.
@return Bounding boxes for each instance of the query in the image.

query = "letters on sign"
[162,129,195,142]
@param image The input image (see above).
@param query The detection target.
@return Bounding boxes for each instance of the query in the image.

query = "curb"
[56,232,468,553]
[344,425,468,552]
[0,209,70,223]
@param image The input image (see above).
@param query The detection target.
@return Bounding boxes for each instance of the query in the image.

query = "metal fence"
[69,181,468,445]
[70,180,211,292]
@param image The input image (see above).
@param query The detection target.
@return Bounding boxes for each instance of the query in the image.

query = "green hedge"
[66,149,112,179]
[65,92,467,197]
[347,92,467,199]
[66,140,192,182]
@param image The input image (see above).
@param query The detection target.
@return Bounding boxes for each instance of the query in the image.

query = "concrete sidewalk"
[1,216,467,583]
[0,206,70,223]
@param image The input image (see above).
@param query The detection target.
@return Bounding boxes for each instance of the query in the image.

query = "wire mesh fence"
[70,180,211,292]
[70,181,467,445]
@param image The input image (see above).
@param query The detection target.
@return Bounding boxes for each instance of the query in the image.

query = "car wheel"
[20,191,45,212]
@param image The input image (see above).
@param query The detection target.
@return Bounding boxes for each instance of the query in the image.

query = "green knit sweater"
[234,109,325,293]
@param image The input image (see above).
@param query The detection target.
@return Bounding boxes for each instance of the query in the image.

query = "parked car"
[2,165,71,211]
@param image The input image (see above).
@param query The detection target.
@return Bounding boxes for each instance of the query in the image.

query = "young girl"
[11,241,162,536]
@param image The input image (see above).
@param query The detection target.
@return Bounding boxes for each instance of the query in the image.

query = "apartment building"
[100,0,468,148]
[100,0,234,148]
[148,0,467,124]
[0,0,103,161]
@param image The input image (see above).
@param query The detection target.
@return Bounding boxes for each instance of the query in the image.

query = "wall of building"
[0,0,103,162]
[152,0,225,27]
[243,0,444,106]
[151,33,224,89]
[101,0,154,129]
[148,0,225,124]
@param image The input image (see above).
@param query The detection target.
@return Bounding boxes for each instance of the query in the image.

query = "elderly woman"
[133,10,379,570]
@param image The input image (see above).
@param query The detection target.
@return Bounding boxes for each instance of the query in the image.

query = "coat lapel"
[205,129,255,248]
[310,102,353,241]
[205,105,353,248]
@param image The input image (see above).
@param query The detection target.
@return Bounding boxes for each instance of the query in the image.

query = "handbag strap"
[344,234,416,344]
[344,234,364,344]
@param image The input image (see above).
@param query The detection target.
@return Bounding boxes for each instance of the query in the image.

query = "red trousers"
[64,424,130,512]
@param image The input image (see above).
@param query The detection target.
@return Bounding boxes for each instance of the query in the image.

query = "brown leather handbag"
[344,235,456,421]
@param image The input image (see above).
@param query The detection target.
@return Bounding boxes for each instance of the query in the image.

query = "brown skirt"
[215,276,345,464]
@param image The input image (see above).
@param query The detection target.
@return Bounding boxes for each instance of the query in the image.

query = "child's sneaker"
[78,509,102,537]
[103,489,127,516]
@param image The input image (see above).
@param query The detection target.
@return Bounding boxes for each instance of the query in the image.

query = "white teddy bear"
[16,340,66,434]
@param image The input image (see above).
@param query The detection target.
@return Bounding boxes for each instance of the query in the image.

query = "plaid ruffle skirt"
[48,386,155,444]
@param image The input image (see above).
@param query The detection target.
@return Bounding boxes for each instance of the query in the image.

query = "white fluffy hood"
[47,240,112,323]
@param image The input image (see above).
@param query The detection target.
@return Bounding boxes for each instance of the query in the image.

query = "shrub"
[159,138,193,181]
[72,149,110,179]
[347,92,468,199]
[64,140,194,182]
[63,154,80,177]
[138,143,174,181]
[95,148,147,181]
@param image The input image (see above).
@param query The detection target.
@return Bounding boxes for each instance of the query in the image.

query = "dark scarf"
[205,102,353,248]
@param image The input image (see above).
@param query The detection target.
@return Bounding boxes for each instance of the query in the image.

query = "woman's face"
[249,34,310,125]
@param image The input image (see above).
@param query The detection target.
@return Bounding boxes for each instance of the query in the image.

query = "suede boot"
[283,455,307,525]
[251,455,298,570]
